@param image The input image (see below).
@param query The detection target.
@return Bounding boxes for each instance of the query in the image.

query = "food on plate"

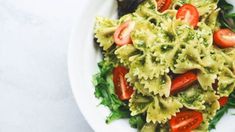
[92,0,235,131]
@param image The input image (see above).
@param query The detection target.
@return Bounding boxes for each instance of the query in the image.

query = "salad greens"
[93,60,147,129]
[209,91,235,130]
[129,115,146,130]
[218,0,235,31]
[92,61,130,123]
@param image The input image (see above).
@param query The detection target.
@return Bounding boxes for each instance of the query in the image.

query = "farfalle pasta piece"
[126,71,154,96]
[115,44,140,66]
[172,43,205,73]
[187,0,218,16]
[177,85,206,110]
[134,81,152,96]
[223,48,235,70]
[193,90,219,132]
[197,71,217,90]
[173,40,215,69]
[205,9,220,31]
[135,1,177,32]
[94,17,118,50]
[201,90,220,120]
[198,59,218,90]
[129,93,183,124]
[195,23,213,47]
[131,20,160,50]
[140,74,171,97]
[173,20,195,42]
[152,42,176,61]
[146,96,183,123]
[172,42,219,90]
[129,53,168,80]
[197,3,217,17]
[129,92,153,116]
[217,67,235,96]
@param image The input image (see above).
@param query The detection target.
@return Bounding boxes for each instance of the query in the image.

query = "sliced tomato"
[113,21,135,46]
[218,97,228,107]
[176,4,199,28]
[113,66,134,100]
[213,29,235,48]
[170,111,203,132]
[156,0,172,12]
[170,71,197,95]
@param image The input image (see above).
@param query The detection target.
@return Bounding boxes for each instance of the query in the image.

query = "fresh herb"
[209,91,235,130]
[129,115,146,130]
[218,0,235,32]
[93,60,130,123]
[116,0,146,17]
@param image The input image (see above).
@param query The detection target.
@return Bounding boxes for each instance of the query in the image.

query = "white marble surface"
[0,0,93,131]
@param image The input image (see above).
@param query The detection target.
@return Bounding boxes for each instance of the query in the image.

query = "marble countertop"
[0,0,92,131]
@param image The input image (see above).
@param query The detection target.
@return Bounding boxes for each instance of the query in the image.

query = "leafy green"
[129,115,146,130]
[116,0,145,17]
[106,107,131,123]
[209,91,235,130]
[93,60,130,123]
[208,106,228,130]
[218,0,235,31]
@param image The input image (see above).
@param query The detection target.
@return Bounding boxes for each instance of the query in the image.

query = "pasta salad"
[92,0,235,131]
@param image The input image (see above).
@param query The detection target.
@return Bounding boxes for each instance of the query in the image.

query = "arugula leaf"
[218,0,235,31]
[209,91,235,130]
[116,0,146,17]
[106,107,131,123]
[93,60,130,123]
[129,115,146,130]
[208,106,229,130]
[218,0,233,11]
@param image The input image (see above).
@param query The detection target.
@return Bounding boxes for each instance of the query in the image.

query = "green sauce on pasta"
[94,0,235,131]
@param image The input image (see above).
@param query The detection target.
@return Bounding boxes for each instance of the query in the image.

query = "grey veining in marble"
[0,0,93,131]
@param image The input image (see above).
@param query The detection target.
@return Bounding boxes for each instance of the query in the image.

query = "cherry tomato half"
[156,0,172,12]
[176,4,199,28]
[170,71,197,95]
[170,111,203,132]
[218,97,228,107]
[113,21,135,46]
[213,29,235,48]
[113,66,134,100]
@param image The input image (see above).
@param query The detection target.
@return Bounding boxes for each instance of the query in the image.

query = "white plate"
[68,0,235,132]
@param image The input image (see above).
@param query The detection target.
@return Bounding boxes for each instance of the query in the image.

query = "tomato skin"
[170,111,203,132]
[170,71,197,95]
[218,97,228,107]
[113,66,134,100]
[156,0,172,12]
[213,29,235,48]
[176,4,199,28]
[113,21,135,46]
